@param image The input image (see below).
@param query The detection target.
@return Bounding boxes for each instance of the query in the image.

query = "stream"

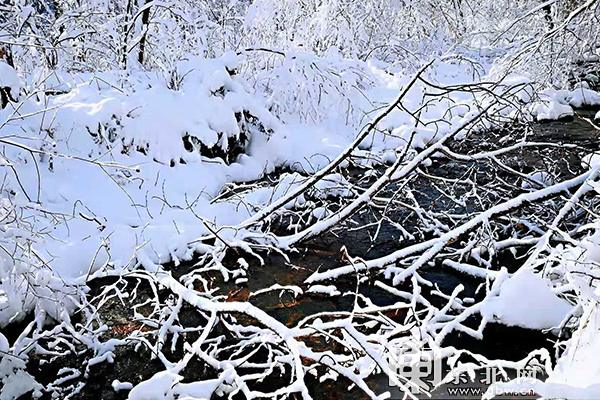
[8,109,600,400]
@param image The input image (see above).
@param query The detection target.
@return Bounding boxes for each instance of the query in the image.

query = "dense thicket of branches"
[1,0,598,79]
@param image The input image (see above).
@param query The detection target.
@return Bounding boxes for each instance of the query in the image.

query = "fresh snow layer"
[0,59,515,281]
[543,232,600,392]
[483,269,572,330]
[569,87,600,108]
[529,90,574,121]
[486,231,600,399]
[582,152,600,169]
[0,62,21,99]
[548,304,600,391]
[0,332,8,354]
[128,369,223,400]
[307,285,341,296]
[529,87,600,121]
[111,380,133,391]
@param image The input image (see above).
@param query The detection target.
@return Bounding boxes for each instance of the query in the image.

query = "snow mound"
[582,152,600,170]
[548,299,600,391]
[529,90,574,121]
[0,62,20,98]
[307,285,341,296]
[314,173,351,199]
[48,54,279,165]
[128,370,224,400]
[483,269,573,330]
[0,355,43,400]
[530,87,600,121]
[247,51,374,128]
[568,87,600,108]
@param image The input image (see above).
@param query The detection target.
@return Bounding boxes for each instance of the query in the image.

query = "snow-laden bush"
[243,0,454,63]
[0,198,78,329]
[0,53,280,330]
[1,0,251,74]
[40,54,279,165]
[243,50,374,127]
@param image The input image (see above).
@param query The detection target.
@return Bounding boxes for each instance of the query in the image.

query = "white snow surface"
[0,58,520,286]
[582,152,600,169]
[529,90,574,121]
[529,87,600,121]
[569,87,600,108]
[307,285,341,296]
[0,62,21,99]
[486,230,600,399]
[482,269,573,330]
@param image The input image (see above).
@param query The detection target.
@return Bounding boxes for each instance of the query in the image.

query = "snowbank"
[0,63,20,93]
[47,55,279,165]
[529,90,573,121]
[485,231,600,399]
[569,87,600,108]
[483,269,572,330]
[529,86,600,121]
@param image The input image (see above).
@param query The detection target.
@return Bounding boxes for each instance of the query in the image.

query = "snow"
[485,229,600,399]
[0,333,8,353]
[112,380,133,391]
[582,152,600,169]
[307,285,341,296]
[46,56,279,166]
[0,367,43,400]
[529,91,573,121]
[529,87,600,121]
[128,371,181,400]
[595,110,600,122]
[127,370,222,400]
[521,170,554,188]
[250,51,375,128]
[568,87,600,108]
[1,14,598,398]
[548,303,600,390]
[535,230,600,394]
[0,62,20,99]
[482,269,573,330]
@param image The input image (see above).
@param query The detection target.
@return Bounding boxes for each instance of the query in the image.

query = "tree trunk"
[121,0,134,69]
[138,0,152,65]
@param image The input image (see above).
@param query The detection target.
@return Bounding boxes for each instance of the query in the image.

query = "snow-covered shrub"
[243,51,374,127]
[1,0,251,75]
[0,197,78,329]
[43,54,279,165]
[243,0,453,63]
[528,85,600,121]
